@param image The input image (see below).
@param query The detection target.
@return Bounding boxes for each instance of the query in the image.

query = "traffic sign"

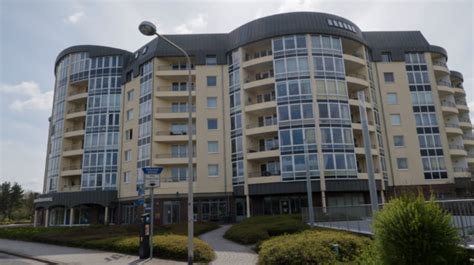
[142,167,163,175]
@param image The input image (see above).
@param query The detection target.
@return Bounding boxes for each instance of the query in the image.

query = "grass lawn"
[0,222,218,263]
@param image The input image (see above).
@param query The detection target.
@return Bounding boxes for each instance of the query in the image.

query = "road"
[0,252,48,265]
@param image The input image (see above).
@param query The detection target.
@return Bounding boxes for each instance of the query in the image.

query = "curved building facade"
[35,12,473,226]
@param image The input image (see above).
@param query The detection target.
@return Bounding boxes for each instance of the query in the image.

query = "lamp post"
[139,21,194,264]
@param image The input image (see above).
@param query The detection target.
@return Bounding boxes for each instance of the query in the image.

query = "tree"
[8,182,24,219]
[0,182,11,220]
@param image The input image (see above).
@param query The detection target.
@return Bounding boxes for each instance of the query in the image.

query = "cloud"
[174,14,207,34]
[0,81,53,111]
[66,11,85,24]
[278,0,318,13]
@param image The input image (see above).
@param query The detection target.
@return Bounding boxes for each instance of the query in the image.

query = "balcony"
[355,145,379,156]
[154,130,196,142]
[463,135,474,146]
[242,52,273,69]
[61,165,82,177]
[154,153,196,165]
[452,85,465,95]
[346,73,369,91]
[453,167,470,178]
[440,101,458,115]
[448,144,467,156]
[244,73,275,90]
[445,123,463,135]
[65,107,86,120]
[155,107,196,120]
[247,170,281,184]
[245,99,276,113]
[64,126,85,138]
[247,145,280,160]
[348,94,372,109]
[63,145,84,157]
[432,61,450,76]
[343,53,366,71]
[155,85,195,98]
[67,90,88,102]
[62,185,81,192]
[456,100,470,113]
[156,65,196,77]
[246,119,278,136]
[352,122,376,132]
[459,118,472,129]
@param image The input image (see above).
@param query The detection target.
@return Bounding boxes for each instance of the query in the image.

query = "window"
[207,119,218,130]
[205,55,217,65]
[207,76,217,86]
[127,90,134,101]
[208,164,219,177]
[390,114,401,126]
[384,72,395,83]
[397,158,408,170]
[125,129,133,140]
[207,97,217,108]
[387,93,398,105]
[126,109,133,121]
[393,135,405,147]
[123,171,131,183]
[208,141,218,153]
[381,52,392,62]
[124,149,132,161]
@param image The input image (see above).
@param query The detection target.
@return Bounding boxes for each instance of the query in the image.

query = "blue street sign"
[135,199,144,206]
[142,167,163,175]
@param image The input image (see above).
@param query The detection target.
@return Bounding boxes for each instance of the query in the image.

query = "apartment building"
[34,12,473,227]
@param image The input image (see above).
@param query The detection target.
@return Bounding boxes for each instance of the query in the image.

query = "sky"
[0,0,473,192]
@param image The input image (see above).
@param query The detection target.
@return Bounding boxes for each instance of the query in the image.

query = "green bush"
[224,215,308,245]
[0,224,216,263]
[371,195,463,265]
[259,230,370,265]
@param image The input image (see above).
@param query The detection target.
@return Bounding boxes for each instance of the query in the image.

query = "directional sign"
[142,167,163,175]
[135,199,144,206]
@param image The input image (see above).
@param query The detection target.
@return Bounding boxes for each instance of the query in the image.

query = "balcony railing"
[459,117,471,123]
[453,167,469,172]
[433,61,448,68]
[248,170,281,178]
[155,153,196,159]
[246,119,278,129]
[159,175,196,183]
[156,106,196,113]
[445,123,460,128]
[248,143,279,153]
[69,89,88,96]
[62,165,81,171]
[449,144,465,150]
[63,145,83,151]
[155,130,196,136]
[63,185,81,192]
[157,64,195,71]
[346,73,367,80]
[245,49,272,61]
[456,100,467,106]
[67,106,86,114]
[463,135,474,140]
[441,101,457,108]
[437,80,452,87]
[247,96,276,106]
[65,126,84,132]
[156,85,195,92]
[244,71,274,83]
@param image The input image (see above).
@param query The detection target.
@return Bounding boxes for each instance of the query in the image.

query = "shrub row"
[258,229,370,265]
[224,214,309,245]
[0,224,216,263]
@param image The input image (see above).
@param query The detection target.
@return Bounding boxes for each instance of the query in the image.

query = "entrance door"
[280,198,291,214]
[236,199,246,222]
[163,201,180,224]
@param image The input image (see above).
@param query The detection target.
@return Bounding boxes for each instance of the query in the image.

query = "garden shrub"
[371,195,463,265]
[259,230,369,265]
[224,214,308,245]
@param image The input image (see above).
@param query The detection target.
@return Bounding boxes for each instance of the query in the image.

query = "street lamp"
[139,21,194,265]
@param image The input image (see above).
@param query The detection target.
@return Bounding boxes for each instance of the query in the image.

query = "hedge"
[258,230,370,265]
[0,224,217,263]
[224,215,308,245]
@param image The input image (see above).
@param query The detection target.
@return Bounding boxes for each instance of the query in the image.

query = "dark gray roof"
[55,12,452,77]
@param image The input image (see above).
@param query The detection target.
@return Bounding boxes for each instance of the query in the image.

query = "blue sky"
[1,0,473,192]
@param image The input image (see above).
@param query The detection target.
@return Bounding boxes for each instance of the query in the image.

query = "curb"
[0,249,60,264]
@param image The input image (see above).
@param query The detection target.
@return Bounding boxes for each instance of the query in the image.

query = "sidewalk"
[0,239,185,265]
[200,225,258,265]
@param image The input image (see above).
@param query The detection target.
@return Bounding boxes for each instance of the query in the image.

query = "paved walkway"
[0,239,185,265]
[200,225,258,265]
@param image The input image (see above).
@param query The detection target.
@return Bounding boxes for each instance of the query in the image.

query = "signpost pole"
[149,186,154,259]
